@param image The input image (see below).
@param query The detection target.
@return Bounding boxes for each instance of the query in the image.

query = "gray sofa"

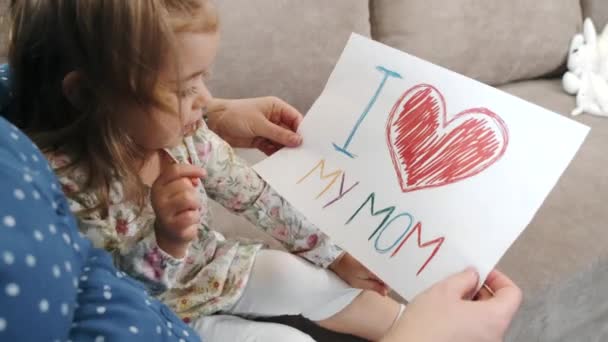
[2,1,607,341]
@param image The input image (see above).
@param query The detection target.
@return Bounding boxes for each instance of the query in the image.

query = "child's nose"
[192,85,212,111]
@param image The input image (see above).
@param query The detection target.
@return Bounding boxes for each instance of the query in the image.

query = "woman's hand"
[206,97,303,155]
[381,268,522,342]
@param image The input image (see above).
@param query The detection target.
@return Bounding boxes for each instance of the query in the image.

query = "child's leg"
[192,314,315,342]
[226,249,403,341]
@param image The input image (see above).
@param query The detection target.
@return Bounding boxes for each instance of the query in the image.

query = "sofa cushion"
[497,79,608,340]
[207,0,370,113]
[370,0,582,85]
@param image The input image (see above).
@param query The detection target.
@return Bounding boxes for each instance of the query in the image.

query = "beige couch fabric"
[498,79,608,341]
[207,0,371,112]
[582,0,608,28]
[370,0,582,86]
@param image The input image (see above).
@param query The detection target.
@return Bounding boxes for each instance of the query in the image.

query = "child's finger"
[168,191,201,214]
[168,213,200,240]
[158,150,204,186]
[366,271,383,283]
[371,283,389,296]
[156,164,206,187]
[350,278,388,295]
[371,280,390,296]
[164,178,199,199]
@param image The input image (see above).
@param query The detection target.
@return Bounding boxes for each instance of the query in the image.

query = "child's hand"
[381,269,522,342]
[329,253,389,296]
[151,162,206,258]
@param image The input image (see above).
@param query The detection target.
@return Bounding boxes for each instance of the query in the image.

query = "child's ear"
[62,71,84,109]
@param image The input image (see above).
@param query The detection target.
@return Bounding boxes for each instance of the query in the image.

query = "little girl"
[7,0,403,340]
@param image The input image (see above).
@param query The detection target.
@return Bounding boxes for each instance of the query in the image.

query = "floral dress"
[48,123,343,322]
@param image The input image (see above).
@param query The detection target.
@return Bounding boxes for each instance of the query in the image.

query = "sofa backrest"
[370,0,582,86]
[206,0,371,112]
[582,0,608,28]
[3,1,608,111]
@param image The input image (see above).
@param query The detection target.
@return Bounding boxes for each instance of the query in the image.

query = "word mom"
[297,159,445,276]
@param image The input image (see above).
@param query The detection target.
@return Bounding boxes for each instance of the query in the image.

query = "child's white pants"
[191,249,362,342]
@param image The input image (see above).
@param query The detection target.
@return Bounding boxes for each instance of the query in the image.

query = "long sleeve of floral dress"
[192,125,343,268]
[47,154,187,295]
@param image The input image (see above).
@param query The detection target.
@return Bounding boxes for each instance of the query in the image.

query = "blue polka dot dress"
[0,66,201,341]
[0,64,12,120]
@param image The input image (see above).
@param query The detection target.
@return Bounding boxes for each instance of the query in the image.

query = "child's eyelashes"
[175,71,210,98]
[178,86,199,98]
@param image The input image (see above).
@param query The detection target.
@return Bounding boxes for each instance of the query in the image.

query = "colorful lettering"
[391,221,445,276]
[345,192,396,241]
[297,159,343,199]
[323,173,360,208]
[374,213,413,253]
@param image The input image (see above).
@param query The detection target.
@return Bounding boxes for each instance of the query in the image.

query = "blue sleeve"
[0,117,201,341]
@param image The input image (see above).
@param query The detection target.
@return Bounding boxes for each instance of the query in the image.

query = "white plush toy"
[572,69,608,116]
[563,18,608,117]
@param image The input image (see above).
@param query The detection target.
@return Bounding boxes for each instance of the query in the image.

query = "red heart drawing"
[386,84,509,192]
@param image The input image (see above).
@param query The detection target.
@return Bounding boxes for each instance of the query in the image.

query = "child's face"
[124,31,219,151]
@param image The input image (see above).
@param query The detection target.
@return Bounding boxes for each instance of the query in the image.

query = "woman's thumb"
[444,267,479,299]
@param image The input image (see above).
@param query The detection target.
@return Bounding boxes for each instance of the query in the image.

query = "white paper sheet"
[254,33,590,301]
